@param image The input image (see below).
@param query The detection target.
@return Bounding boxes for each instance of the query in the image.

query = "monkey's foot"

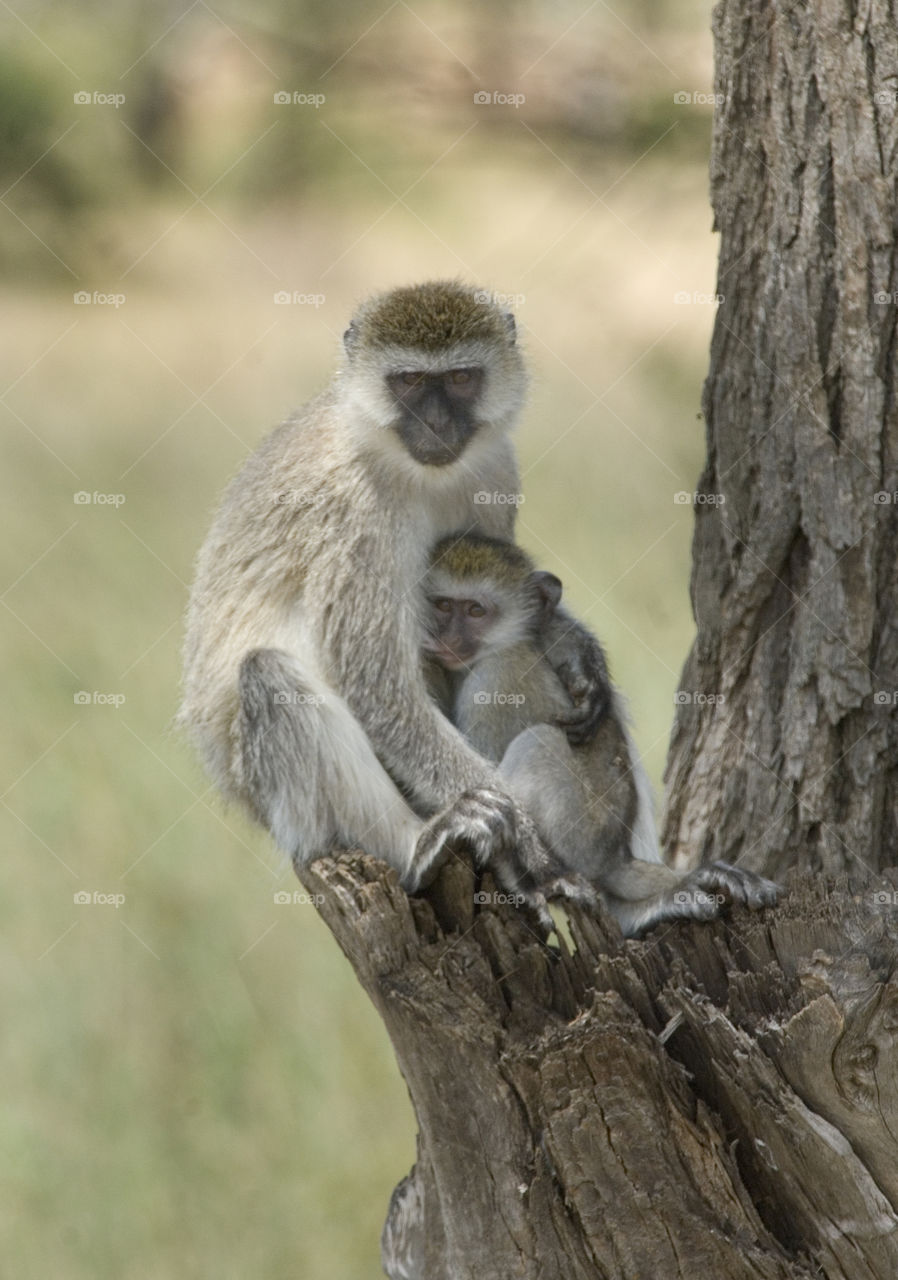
[689,862,779,910]
[649,862,778,928]
[403,787,518,893]
[543,873,600,909]
[620,862,779,936]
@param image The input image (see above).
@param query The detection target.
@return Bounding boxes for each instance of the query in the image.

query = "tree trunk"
[301,855,898,1279]
[663,0,898,881]
[299,2,898,1276]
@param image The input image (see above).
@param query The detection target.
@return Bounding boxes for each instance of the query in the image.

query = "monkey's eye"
[401,371,423,386]
[467,603,486,618]
[432,598,453,613]
[448,369,471,385]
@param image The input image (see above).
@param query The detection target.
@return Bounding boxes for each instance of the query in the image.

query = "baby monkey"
[423,533,778,935]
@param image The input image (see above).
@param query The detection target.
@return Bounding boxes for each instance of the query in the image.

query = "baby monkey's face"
[422,591,497,671]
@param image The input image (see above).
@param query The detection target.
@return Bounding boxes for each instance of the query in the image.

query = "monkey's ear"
[343,322,359,357]
[531,570,562,621]
[503,313,516,343]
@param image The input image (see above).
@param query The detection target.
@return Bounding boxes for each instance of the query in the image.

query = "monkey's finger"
[555,693,608,746]
[544,874,599,909]
[458,787,518,851]
[556,669,590,700]
[412,788,520,890]
[403,828,453,891]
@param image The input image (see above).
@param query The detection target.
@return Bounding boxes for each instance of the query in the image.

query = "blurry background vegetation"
[4,0,722,1275]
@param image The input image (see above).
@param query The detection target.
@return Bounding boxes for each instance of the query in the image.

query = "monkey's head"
[423,533,562,670]
[341,281,526,469]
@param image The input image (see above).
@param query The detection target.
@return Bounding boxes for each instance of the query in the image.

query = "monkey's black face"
[423,594,497,669]
[386,367,484,466]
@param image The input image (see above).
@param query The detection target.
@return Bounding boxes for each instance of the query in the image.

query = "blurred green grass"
[2,4,723,1275]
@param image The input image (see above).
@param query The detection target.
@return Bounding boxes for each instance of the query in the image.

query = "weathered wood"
[301,854,898,1279]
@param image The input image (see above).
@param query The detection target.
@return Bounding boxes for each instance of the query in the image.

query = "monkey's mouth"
[422,636,472,670]
[395,418,477,467]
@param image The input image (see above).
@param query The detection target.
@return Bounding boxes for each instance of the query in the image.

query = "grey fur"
[179,282,569,891]
[427,551,779,935]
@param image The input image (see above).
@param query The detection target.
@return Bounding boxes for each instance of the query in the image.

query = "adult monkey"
[179,281,610,893]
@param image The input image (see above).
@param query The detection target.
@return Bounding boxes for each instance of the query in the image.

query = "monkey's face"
[386,367,485,466]
[340,282,527,466]
[423,591,498,668]
[424,537,564,671]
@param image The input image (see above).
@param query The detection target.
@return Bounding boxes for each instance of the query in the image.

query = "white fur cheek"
[342,380,398,432]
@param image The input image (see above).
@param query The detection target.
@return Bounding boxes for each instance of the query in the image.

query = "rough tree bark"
[663,0,898,881]
[298,2,898,1277]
